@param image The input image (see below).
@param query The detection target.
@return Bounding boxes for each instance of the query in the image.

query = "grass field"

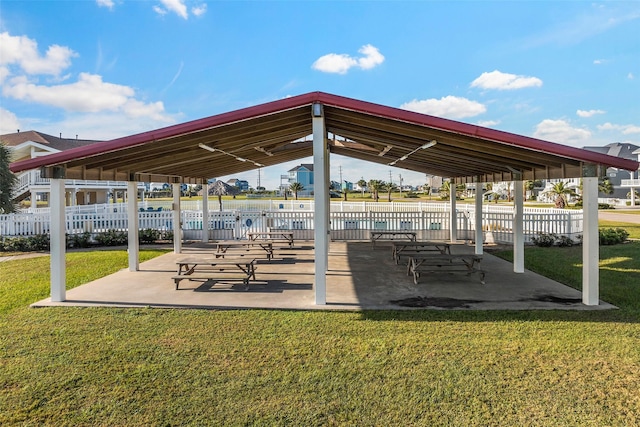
[1,241,639,424]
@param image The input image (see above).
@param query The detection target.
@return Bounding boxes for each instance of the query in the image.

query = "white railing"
[621,179,640,187]
[1,205,584,244]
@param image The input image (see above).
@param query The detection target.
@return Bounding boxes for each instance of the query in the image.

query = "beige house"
[2,130,142,209]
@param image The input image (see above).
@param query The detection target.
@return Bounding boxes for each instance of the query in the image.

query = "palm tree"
[357,178,367,198]
[289,182,304,200]
[543,181,577,209]
[384,181,396,202]
[208,181,240,211]
[368,179,384,202]
[0,143,18,214]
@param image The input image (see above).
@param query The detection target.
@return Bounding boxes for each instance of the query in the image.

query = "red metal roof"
[10,91,638,183]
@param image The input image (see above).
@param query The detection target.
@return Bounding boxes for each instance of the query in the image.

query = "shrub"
[531,233,557,247]
[0,234,50,252]
[67,232,93,249]
[94,229,128,246]
[139,228,160,244]
[556,235,575,247]
[599,228,629,246]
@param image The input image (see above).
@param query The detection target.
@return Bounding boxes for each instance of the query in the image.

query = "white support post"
[172,183,182,254]
[202,189,209,243]
[513,178,524,273]
[127,181,139,272]
[50,178,66,302]
[312,103,327,305]
[30,190,37,211]
[475,181,483,255]
[325,140,330,270]
[449,181,457,243]
[583,176,599,305]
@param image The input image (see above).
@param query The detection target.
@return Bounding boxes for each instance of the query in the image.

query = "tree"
[523,180,542,201]
[543,181,577,209]
[0,143,18,214]
[289,182,304,200]
[384,181,396,202]
[598,178,614,196]
[439,180,465,200]
[357,178,367,197]
[208,181,240,211]
[368,179,384,202]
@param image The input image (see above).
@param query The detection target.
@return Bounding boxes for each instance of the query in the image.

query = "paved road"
[599,210,640,224]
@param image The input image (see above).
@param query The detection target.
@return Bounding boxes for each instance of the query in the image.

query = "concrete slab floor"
[31,240,616,311]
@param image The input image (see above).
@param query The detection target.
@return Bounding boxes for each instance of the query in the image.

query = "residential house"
[2,130,143,209]
[286,164,314,196]
[227,178,249,192]
[583,142,639,199]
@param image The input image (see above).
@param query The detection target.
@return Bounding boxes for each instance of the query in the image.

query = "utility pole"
[399,174,403,198]
[257,168,261,189]
[339,165,343,191]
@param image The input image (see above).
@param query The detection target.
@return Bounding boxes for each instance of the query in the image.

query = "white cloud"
[153,5,167,16]
[470,70,543,90]
[312,44,384,74]
[3,73,172,123]
[0,108,20,135]
[192,3,207,16]
[96,0,114,9]
[356,44,385,70]
[400,96,486,119]
[577,109,605,118]
[0,32,77,77]
[155,0,188,19]
[597,122,640,134]
[533,119,591,144]
[476,120,500,127]
[593,59,606,65]
[41,111,178,140]
[629,72,635,79]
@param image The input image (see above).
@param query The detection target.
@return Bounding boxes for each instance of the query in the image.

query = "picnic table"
[391,241,451,264]
[173,257,257,290]
[408,254,485,285]
[247,231,294,247]
[370,231,417,248]
[216,241,274,260]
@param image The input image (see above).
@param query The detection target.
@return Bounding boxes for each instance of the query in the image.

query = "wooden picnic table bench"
[391,241,451,264]
[247,231,294,247]
[173,257,257,290]
[216,241,274,260]
[408,254,485,285]
[370,231,417,248]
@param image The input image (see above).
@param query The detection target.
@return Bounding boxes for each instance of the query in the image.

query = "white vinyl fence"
[1,201,583,244]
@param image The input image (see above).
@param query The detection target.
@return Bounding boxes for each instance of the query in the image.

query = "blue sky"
[1,0,639,190]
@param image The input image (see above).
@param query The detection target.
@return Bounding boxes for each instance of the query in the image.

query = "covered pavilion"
[10,92,639,307]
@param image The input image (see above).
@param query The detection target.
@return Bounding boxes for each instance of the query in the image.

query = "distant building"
[286,164,314,196]
[227,178,249,192]
[2,130,143,208]
[583,142,639,198]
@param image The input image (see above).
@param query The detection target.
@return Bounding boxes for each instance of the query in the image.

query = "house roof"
[288,164,314,173]
[584,142,640,162]
[2,130,102,163]
[10,91,639,184]
[2,130,100,151]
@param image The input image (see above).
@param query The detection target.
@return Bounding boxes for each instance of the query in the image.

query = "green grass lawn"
[1,245,640,425]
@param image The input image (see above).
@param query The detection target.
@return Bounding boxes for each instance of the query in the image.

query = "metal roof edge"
[313,92,640,171]
[10,92,320,173]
